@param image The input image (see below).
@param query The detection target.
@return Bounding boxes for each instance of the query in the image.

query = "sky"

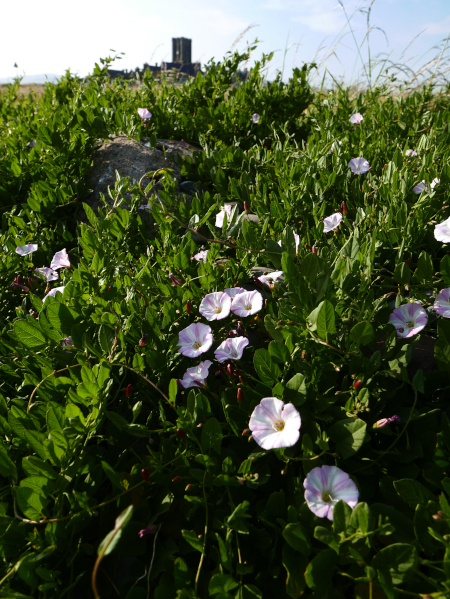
[1,0,449,85]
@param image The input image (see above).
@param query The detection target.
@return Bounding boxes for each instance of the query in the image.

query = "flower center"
[215,308,222,313]
[193,341,202,349]
[406,320,414,328]
[322,491,332,503]
[245,304,252,310]
[273,419,285,432]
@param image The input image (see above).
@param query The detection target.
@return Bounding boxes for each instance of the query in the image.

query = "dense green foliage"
[1,47,450,598]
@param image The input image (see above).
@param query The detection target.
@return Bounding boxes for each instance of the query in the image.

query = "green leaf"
[209,574,239,595]
[254,349,281,386]
[22,456,56,480]
[393,262,411,285]
[282,545,308,597]
[284,373,307,407]
[101,461,125,490]
[264,315,284,343]
[415,251,433,284]
[394,479,436,509]
[182,529,205,554]
[46,303,78,336]
[98,505,134,557]
[316,300,336,341]
[201,417,222,454]
[0,441,17,478]
[328,418,367,459]
[349,321,375,346]
[371,543,418,584]
[169,379,177,405]
[268,341,290,364]
[282,522,311,556]
[14,320,47,350]
[98,325,115,354]
[305,548,338,591]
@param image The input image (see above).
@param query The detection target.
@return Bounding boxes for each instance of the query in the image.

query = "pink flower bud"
[126,384,133,397]
[353,380,362,391]
[169,272,182,286]
[237,388,244,402]
[141,467,154,481]
[138,524,157,538]
[176,428,187,439]
[139,334,148,347]
[374,415,400,429]
[186,299,192,313]
[311,245,318,255]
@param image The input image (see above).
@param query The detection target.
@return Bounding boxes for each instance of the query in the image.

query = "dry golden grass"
[0,84,46,97]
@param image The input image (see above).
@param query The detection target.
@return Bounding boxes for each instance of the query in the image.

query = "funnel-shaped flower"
[405,149,418,157]
[50,249,70,269]
[349,113,363,124]
[434,288,450,318]
[214,336,249,363]
[178,323,213,358]
[330,140,342,153]
[413,181,427,194]
[251,113,260,124]
[215,204,233,228]
[304,465,359,521]
[231,290,263,317]
[43,286,65,303]
[137,108,152,120]
[199,292,231,321]
[224,287,246,300]
[179,360,213,389]
[389,303,428,338]
[431,177,440,189]
[35,267,59,282]
[434,217,450,243]
[194,250,209,263]
[249,397,301,450]
[258,271,284,289]
[16,244,38,256]
[323,212,342,233]
[349,157,370,175]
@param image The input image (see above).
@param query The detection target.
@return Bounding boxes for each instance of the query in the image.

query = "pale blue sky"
[1,0,449,84]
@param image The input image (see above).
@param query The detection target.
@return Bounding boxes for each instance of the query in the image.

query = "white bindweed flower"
[214,336,249,363]
[50,249,70,269]
[405,149,418,157]
[215,204,233,228]
[251,113,260,124]
[413,181,427,194]
[348,157,370,175]
[137,108,152,120]
[178,323,213,358]
[16,244,38,256]
[431,177,440,189]
[199,292,232,321]
[249,397,301,450]
[304,465,359,521]
[349,113,363,124]
[434,217,450,243]
[258,271,284,289]
[179,360,213,389]
[43,286,65,303]
[223,287,246,300]
[389,303,428,338]
[434,288,450,318]
[35,267,59,282]
[230,290,263,317]
[323,212,343,233]
[194,250,209,263]
[330,140,342,153]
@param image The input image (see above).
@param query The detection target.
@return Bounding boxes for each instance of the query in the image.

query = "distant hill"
[0,74,62,85]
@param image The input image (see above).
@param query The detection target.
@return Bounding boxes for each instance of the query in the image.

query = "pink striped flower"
[50,249,70,269]
[215,204,233,228]
[16,244,38,256]
[178,323,213,358]
[389,303,428,338]
[230,290,263,317]
[304,465,359,521]
[214,336,249,363]
[348,157,370,175]
[349,113,363,124]
[223,287,246,300]
[258,271,284,289]
[43,286,65,303]
[251,113,260,124]
[323,212,342,233]
[434,288,450,318]
[249,398,301,450]
[199,292,231,321]
[434,217,450,243]
[194,250,209,263]
[137,108,152,120]
[35,267,59,282]
[179,360,213,389]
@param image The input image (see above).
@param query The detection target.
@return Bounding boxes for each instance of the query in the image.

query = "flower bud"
[340,201,348,216]
[186,299,191,313]
[169,272,182,286]
[126,384,133,397]
[311,245,318,255]
[27,277,34,290]
[236,321,244,336]
[138,524,157,538]
[237,388,244,402]
[226,363,234,378]
[353,380,362,391]
[172,475,180,483]
[244,201,249,212]
[242,428,250,436]
[141,467,154,482]
[373,415,400,429]
[176,428,187,439]
[139,333,148,347]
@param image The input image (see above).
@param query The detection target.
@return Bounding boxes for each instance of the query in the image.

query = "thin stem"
[146,524,161,599]
[27,364,81,412]
[194,469,209,593]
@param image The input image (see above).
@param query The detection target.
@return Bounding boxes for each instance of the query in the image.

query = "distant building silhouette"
[107,37,201,81]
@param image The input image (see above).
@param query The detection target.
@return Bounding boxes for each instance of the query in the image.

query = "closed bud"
[33,312,38,319]
[169,272,182,286]
[242,428,250,436]
[311,245,318,255]
[138,524,157,538]
[172,475,180,483]
[226,363,234,377]
[141,467,154,482]
[176,428,187,439]
[353,380,362,391]
[139,333,148,347]
[186,299,192,313]
[244,201,249,212]
[185,484,194,491]
[126,384,133,397]
[236,321,244,336]
[239,375,246,385]
[27,277,34,290]
[237,388,244,402]
[340,201,348,216]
